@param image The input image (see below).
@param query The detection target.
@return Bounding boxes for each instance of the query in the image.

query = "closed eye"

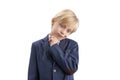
[67,29,72,33]
[60,23,66,29]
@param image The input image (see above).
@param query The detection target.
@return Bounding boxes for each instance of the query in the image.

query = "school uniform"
[28,35,79,80]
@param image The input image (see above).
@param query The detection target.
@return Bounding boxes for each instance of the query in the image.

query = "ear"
[51,18,55,26]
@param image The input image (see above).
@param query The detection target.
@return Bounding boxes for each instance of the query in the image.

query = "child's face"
[50,22,74,41]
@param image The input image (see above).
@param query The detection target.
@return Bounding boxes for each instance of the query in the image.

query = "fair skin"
[49,19,75,46]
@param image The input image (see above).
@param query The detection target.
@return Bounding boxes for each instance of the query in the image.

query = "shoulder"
[64,38,78,45]
[32,35,48,47]
[32,39,43,46]
[61,38,79,49]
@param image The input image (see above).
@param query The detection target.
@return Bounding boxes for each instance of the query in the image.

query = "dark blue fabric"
[28,35,79,80]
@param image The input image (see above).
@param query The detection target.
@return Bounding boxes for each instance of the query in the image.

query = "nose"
[61,30,67,37]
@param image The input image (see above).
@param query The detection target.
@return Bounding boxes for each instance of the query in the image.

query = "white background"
[0,0,120,80]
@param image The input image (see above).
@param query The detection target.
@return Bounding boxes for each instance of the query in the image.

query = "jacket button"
[53,69,56,72]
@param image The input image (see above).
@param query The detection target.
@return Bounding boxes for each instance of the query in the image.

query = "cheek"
[52,25,62,33]
[66,33,71,36]
[52,28,59,34]
[56,27,62,32]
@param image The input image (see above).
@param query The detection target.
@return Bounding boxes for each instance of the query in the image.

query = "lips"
[57,33,65,40]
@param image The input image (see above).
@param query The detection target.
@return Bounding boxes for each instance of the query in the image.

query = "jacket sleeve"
[49,41,79,75]
[28,43,39,80]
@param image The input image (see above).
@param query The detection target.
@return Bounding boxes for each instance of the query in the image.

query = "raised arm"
[49,41,79,75]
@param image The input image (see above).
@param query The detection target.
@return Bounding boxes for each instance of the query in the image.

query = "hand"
[49,36,60,46]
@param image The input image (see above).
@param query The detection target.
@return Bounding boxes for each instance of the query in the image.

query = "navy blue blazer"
[28,35,79,80]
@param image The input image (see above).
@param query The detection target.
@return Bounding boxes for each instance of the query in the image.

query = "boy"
[28,9,79,80]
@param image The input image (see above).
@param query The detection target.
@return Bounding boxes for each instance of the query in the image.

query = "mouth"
[57,33,66,39]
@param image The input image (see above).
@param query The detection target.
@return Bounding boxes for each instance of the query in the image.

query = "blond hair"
[53,9,79,32]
